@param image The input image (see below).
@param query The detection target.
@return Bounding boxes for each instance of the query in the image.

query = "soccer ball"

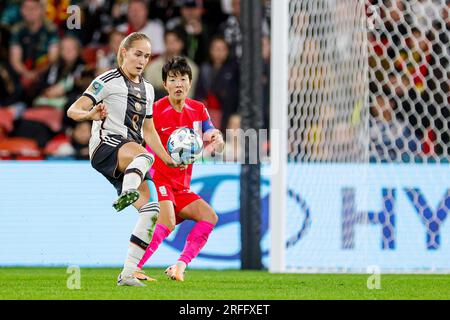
[167,128,203,164]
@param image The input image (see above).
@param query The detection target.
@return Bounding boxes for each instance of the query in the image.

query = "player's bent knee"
[118,143,154,171]
[160,213,176,231]
[123,153,154,182]
[205,209,219,226]
[140,201,160,216]
[135,152,154,164]
[166,221,176,232]
[158,201,177,231]
[130,153,154,173]
[212,212,219,225]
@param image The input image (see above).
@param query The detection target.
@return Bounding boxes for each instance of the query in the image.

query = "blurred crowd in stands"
[287,0,448,163]
[0,0,448,163]
[0,0,270,160]
[367,0,449,162]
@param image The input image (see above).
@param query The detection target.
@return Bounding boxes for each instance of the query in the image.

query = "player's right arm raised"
[67,96,108,122]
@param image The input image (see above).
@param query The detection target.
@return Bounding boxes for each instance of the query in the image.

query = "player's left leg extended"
[119,180,159,286]
[166,199,218,281]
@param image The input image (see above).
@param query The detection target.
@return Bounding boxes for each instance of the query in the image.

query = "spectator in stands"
[218,0,242,60]
[0,26,23,110]
[69,121,91,160]
[117,0,165,56]
[0,0,22,26]
[195,35,239,134]
[427,3,450,157]
[9,0,59,104]
[62,0,115,46]
[202,0,229,28]
[166,0,212,65]
[12,35,86,149]
[430,2,449,72]
[381,0,412,45]
[33,35,86,111]
[144,29,199,100]
[0,63,22,109]
[111,0,129,27]
[383,73,421,138]
[261,34,270,131]
[222,113,241,162]
[63,66,97,130]
[148,0,180,24]
[44,121,91,160]
[399,27,432,94]
[218,0,269,62]
[96,29,126,75]
[391,27,436,156]
[44,0,71,33]
[0,25,21,138]
[411,0,443,33]
[369,95,420,162]
[80,0,115,46]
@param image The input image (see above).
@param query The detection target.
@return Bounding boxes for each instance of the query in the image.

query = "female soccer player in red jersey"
[136,56,224,281]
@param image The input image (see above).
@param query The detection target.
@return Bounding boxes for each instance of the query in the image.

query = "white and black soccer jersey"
[83,68,155,159]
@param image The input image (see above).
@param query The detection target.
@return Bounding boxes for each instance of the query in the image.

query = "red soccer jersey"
[149,96,213,191]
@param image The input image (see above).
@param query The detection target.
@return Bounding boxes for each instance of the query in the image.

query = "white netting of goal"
[367,0,449,163]
[276,0,449,273]
[288,0,449,164]
[288,0,370,163]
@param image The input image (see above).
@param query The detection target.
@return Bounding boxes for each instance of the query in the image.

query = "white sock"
[122,153,154,193]
[122,202,160,276]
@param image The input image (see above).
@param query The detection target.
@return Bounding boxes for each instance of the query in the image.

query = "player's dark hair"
[162,56,192,82]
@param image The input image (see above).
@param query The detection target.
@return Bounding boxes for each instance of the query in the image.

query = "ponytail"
[117,32,151,67]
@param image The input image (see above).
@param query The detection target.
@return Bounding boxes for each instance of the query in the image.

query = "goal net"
[270,0,449,273]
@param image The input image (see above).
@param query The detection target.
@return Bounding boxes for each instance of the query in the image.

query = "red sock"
[178,221,215,266]
[137,223,171,269]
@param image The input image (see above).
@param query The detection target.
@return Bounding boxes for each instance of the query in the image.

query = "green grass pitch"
[1,268,450,300]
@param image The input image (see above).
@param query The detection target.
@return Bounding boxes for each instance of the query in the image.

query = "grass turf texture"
[1,268,449,300]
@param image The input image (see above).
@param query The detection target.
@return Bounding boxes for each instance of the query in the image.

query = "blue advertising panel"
[0,162,246,269]
[283,164,450,272]
[0,162,449,272]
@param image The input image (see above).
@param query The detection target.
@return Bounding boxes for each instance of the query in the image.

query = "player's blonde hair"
[117,32,151,67]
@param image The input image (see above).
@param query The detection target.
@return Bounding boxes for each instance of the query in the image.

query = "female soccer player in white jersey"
[136,57,225,281]
[67,32,180,287]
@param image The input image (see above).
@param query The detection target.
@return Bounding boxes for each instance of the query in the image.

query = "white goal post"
[269,0,289,273]
[269,0,449,273]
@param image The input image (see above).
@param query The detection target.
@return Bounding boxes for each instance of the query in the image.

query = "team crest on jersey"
[159,186,167,196]
[88,81,104,95]
[134,102,142,112]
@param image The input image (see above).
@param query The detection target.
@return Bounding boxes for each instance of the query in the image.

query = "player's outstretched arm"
[67,96,108,122]
[143,118,180,168]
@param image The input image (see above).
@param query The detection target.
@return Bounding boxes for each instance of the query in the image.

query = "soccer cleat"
[133,270,157,282]
[165,263,186,282]
[117,273,146,287]
[113,189,140,212]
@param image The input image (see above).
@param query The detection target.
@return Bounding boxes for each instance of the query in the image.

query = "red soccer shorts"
[155,183,202,224]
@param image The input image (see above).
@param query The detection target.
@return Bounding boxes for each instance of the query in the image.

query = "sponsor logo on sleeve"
[88,81,104,96]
